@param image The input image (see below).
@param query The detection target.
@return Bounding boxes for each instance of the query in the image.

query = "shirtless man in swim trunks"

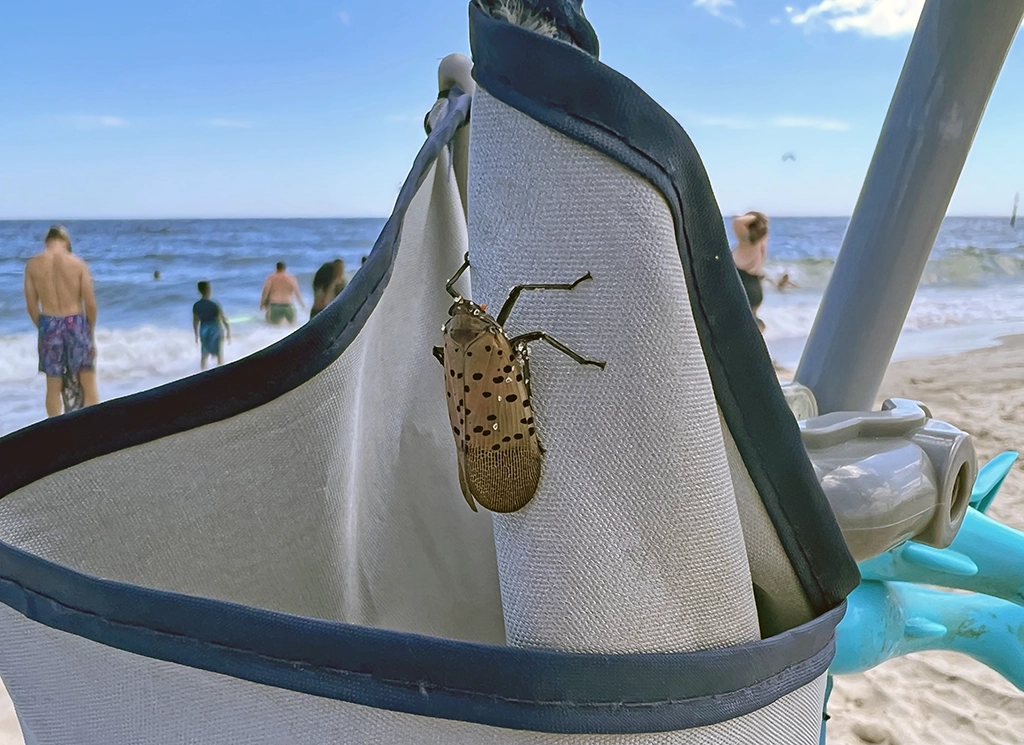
[731,211,769,332]
[23,225,100,416]
[260,262,305,325]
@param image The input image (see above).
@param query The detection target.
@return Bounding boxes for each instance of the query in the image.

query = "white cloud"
[787,0,924,37]
[338,10,351,24]
[770,115,850,131]
[693,114,757,129]
[73,115,128,129]
[206,118,252,128]
[686,112,850,131]
[693,0,742,26]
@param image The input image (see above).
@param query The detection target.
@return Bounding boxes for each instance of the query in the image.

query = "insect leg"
[432,346,445,366]
[446,253,471,299]
[495,272,593,326]
[511,331,606,369]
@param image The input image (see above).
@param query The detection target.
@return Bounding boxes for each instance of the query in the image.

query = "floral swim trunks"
[38,314,96,412]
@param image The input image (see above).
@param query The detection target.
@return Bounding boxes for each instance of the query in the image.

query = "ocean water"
[0,218,384,436]
[756,217,1024,368]
[2,216,1024,437]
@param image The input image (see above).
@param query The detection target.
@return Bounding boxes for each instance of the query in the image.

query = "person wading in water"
[731,211,770,332]
[23,225,100,415]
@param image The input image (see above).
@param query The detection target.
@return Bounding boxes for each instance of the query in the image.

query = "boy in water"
[731,211,770,332]
[193,281,231,369]
[23,225,100,416]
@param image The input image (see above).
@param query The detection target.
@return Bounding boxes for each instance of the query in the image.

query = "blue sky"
[1,0,1021,219]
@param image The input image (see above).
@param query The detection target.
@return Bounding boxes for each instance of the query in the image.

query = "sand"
[0,337,1021,744]
[0,679,20,745]
[825,334,1024,745]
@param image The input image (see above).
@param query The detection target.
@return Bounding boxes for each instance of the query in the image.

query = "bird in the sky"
[782,152,796,162]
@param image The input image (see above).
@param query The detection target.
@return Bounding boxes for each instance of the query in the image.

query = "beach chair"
[1,1,1020,743]
[0,3,860,743]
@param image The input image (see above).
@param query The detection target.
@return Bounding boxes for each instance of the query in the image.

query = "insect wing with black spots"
[441,326,477,511]
[443,321,542,513]
[461,332,541,513]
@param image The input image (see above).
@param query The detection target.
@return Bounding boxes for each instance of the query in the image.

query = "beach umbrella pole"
[795,0,1024,414]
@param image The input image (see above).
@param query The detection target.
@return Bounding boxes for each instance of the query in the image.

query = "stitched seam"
[0,573,829,710]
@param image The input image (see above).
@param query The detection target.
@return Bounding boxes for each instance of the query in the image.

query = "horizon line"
[0,214,1018,222]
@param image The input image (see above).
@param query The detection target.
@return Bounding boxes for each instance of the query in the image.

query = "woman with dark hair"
[309,259,347,320]
[731,211,769,332]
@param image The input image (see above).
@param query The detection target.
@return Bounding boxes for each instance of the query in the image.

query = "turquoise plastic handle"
[827,451,1023,743]
[834,580,1024,690]
[971,451,1018,514]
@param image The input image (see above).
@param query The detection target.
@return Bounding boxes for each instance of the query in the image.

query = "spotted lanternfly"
[433,253,605,513]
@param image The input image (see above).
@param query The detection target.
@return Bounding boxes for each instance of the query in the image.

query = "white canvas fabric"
[0,56,834,745]
[0,144,506,646]
[467,89,760,654]
[719,413,815,636]
[0,603,827,745]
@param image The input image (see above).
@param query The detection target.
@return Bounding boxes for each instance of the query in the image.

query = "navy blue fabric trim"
[469,4,860,613]
[475,0,600,57]
[0,92,470,501]
[0,534,845,733]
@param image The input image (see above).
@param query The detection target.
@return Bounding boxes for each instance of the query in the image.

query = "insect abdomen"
[463,446,542,513]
